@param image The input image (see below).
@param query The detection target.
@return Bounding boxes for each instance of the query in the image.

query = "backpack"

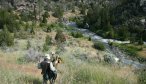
[43,62,57,81]
[37,62,41,69]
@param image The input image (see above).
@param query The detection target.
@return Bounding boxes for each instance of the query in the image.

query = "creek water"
[66,22,146,69]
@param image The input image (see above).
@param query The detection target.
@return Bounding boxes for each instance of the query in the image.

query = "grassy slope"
[0,30,138,84]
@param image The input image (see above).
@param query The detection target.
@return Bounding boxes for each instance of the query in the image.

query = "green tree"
[53,7,64,18]
[0,25,14,46]
[42,11,49,23]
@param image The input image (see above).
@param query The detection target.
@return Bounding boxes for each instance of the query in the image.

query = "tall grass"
[73,66,128,84]
[0,68,41,84]
[56,49,130,84]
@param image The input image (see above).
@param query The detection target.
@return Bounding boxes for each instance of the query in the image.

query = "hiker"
[51,51,62,68]
[51,51,56,62]
[40,54,57,84]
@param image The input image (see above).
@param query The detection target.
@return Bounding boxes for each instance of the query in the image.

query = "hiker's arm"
[50,62,56,71]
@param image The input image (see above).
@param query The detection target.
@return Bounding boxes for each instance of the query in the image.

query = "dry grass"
[138,48,146,58]
[63,10,81,19]
[0,51,41,76]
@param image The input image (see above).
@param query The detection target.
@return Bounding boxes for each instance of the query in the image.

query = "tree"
[42,11,49,23]
[108,22,115,38]
[0,9,19,32]
[0,25,14,46]
[53,7,64,18]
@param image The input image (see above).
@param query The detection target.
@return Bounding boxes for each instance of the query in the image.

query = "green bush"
[26,40,31,50]
[138,70,146,84]
[88,37,92,41]
[71,32,83,38]
[46,25,52,32]
[42,11,49,23]
[55,30,66,43]
[114,44,139,57]
[52,7,64,18]
[0,10,19,32]
[93,41,105,51]
[0,25,14,46]
[69,17,84,28]
[42,35,52,52]
[43,43,50,52]
[14,30,29,39]
[45,35,52,46]
[113,43,146,62]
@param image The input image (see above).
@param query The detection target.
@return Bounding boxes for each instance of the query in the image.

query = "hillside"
[0,0,146,84]
[0,29,138,84]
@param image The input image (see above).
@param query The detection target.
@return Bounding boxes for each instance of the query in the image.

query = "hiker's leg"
[43,79,47,84]
[50,79,52,84]
[43,75,47,84]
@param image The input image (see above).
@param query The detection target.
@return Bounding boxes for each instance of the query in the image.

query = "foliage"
[69,17,84,28]
[20,11,35,21]
[113,43,139,56]
[30,23,35,34]
[45,35,52,46]
[138,70,146,84]
[52,6,64,18]
[14,30,29,39]
[26,40,31,50]
[0,9,19,32]
[83,0,145,43]
[25,48,41,62]
[43,35,52,52]
[88,37,92,41]
[71,32,83,38]
[93,41,105,51]
[43,43,50,52]
[0,25,14,46]
[55,30,66,43]
[42,11,50,23]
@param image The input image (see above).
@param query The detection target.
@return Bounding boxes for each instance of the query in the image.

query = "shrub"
[26,40,31,50]
[0,10,20,32]
[88,37,92,41]
[71,32,83,38]
[55,30,66,43]
[114,44,139,57]
[30,27,35,34]
[45,35,52,46]
[93,41,105,51]
[42,11,49,23]
[52,7,64,18]
[43,43,50,52]
[0,25,14,46]
[69,17,84,28]
[138,70,146,84]
[42,35,52,52]
[24,48,42,62]
[14,30,28,39]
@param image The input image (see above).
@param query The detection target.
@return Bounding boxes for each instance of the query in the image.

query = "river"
[66,22,146,69]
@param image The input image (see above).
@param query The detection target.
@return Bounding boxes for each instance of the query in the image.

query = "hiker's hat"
[51,51,55,55]
[45,54,50,60]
